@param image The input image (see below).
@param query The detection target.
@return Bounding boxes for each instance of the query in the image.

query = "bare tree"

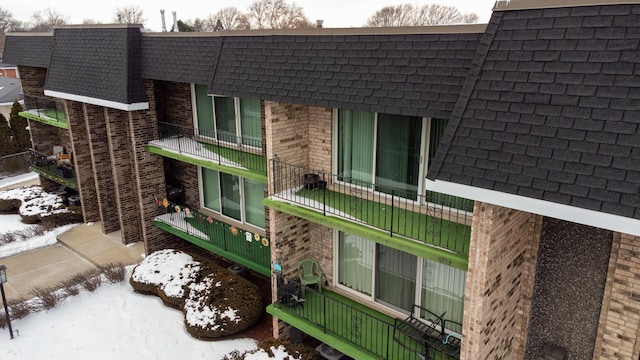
[246,0,312,29]
[206,7,248,31]
[30,8,68,32]
[366,3,478,27]
[0,7,20,33]
[113,5,146,26]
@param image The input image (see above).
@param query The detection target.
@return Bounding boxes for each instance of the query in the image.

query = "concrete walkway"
[1,222,145,302]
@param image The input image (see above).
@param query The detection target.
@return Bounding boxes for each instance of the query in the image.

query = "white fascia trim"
[44,90,148,111]
[426,179,640,237]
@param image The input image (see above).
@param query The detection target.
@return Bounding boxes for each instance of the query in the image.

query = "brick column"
[65,100,97,223]
[105,108,142,244]
[128,80,174,252]
[83,104,119,232]
[593,233,640,359]
[462,202,542,360]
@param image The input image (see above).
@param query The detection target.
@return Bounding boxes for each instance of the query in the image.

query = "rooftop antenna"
[160,10,167,32]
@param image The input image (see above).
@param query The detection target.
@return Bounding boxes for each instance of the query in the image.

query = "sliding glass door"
[336,110,424,200]
[336,231,466,321]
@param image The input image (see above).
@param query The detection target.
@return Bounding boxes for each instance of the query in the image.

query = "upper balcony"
[265,159,473,269]
[19,94,68,129]
[145,122,267,183]
[28,149,77,190]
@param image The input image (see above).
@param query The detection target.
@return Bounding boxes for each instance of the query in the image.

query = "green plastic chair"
[298,258,322,293]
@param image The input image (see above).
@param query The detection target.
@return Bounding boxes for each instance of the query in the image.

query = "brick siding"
[593,233,640,359]
[462,202,542,360]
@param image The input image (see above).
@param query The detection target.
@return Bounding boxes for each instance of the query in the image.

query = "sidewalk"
[2,222,145,302]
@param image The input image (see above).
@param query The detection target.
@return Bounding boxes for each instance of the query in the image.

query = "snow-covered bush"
[130,249,263,339]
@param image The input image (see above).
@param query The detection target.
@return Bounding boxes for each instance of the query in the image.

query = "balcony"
[268,276,461,360]
[28,149,77,190]
[153,199,271,276]
[19,94,68,129]
[145,122,267,182]
[267,159,472,267]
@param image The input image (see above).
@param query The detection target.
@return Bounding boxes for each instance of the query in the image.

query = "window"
[199,167,266,229]
[336,231,466,324]
[193,84,262,148]
[336,109,445,200]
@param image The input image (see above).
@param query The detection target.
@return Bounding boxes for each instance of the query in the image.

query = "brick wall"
[82,103,118,229]
[309,222,333,287]
[105,108,142,244]
[167,159,199,208]
[593,233,640,360]
[17,66,46,95]
[265,101,309,173]
[462,202,542,360]
[308,106,333,173]
[64,101,97,223]
[158,81,193,127]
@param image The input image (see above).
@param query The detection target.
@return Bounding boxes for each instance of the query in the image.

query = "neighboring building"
[0,75,23,120]
[0,63,19,78]
[3,0,640,359]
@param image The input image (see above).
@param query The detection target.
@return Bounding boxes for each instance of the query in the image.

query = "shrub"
[8,297,33,320]
[77,269,102,292]
[102,262,126,283]
[32,286,62,310]
[222,350,243,360]
[60,277,81,296]
[258,339,318,360]
[70,269,103,292]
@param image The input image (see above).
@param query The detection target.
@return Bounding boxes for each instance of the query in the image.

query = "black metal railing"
[28,149,77,188]
[271,159,473,255]
[21,94,67,123]
[153,199,271,270]
[153,122,266,174]
[0,151,30,179]
[275,275,458,360]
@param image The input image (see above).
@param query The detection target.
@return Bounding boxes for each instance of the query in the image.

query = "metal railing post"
[390,190,394,237]
[323,172,326,216]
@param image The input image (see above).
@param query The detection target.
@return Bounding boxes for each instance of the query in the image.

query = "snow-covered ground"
[0,172,39,191]
[0,177,299,359]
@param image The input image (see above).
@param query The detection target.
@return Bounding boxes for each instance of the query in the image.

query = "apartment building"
[4,0,640,359]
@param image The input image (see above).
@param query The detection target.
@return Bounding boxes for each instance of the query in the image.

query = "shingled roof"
[427,1,640,229]
[3,34,52,68]
[141,35,222,85]
[44,25,147,110]
[209,27,483,119]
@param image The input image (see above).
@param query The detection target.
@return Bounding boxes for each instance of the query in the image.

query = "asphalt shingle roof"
[45,26,146,105]
[210,32,482,118]
[2,35,52,68]
[141,36,222,85]
[427,4,640,220]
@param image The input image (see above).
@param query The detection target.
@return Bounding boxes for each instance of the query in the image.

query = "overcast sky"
[7,0,498,32]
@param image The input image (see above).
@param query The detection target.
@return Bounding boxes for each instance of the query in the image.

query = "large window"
[336,231,466,324]
[200,167,266,229]
[193,84,262,148]
[336,110,446,200]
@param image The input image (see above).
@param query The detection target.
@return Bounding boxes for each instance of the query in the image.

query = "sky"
[6,0,499,32]
[0,180,296,359]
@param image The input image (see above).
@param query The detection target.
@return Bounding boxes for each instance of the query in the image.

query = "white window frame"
[332,229,465,322]
[197,166,265,230]
[191,84,261,151]
[331,109,431,205]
